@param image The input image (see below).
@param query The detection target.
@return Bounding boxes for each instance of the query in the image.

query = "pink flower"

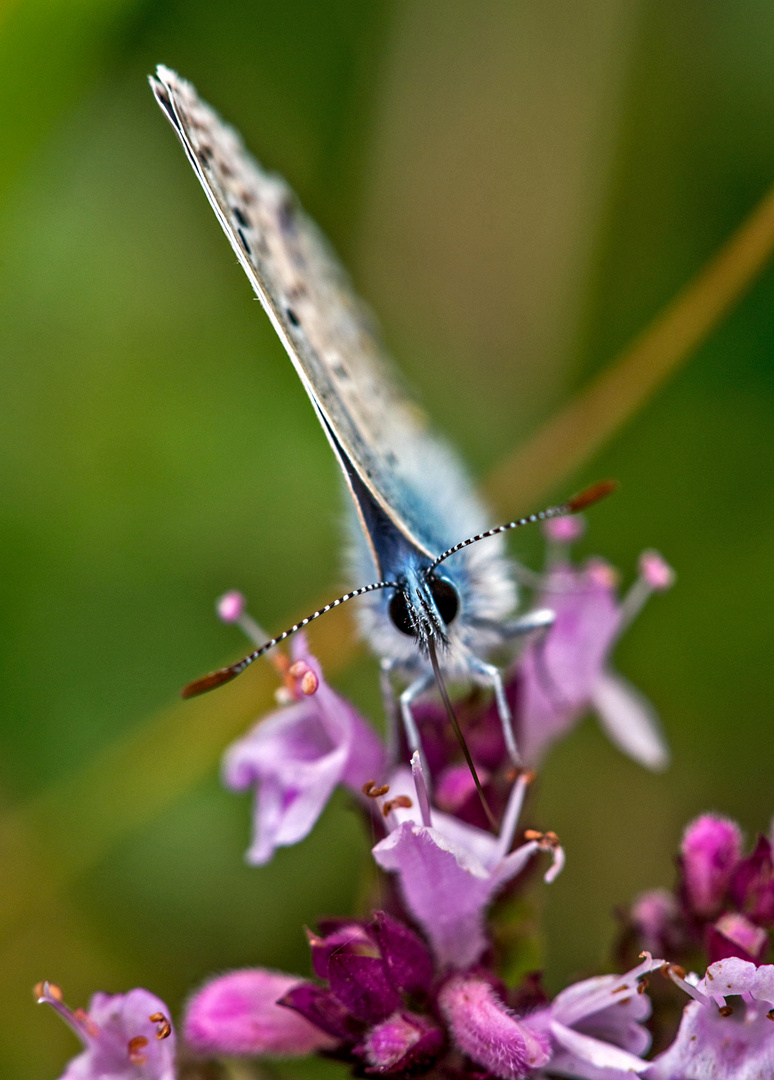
[647,956,774,1079]
[511,542,673,771]
[372,756,563,968]
[36,982,175,1080]
[439,952,664,1080]
[184,969,336,1057]
[223,635,385,864]
[680,814,743,917]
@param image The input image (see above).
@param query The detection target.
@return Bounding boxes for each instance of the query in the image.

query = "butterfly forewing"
[151,66,467,560]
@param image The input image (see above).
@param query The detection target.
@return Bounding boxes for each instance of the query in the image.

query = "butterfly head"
[387,566,460,655]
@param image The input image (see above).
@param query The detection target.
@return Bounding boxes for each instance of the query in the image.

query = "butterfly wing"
[150,66,488,567]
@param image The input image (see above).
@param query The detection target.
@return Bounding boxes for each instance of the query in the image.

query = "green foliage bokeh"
[2,2,774,1076]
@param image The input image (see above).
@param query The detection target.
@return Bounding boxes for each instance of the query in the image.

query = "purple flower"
[439,952,664,1080]
[36,981,175,1080]
[438,974,551,1077]
[729,834,774,927]
[680,814,743,917]
[511,536,673,771]
[528,952,664,1078]
[184,968,336,1057]
[624,811,774,972]
[184,911,445,1074]
[372,755,563,968]
[184,912,663,1080]
[223,634,385,864]
[646,956,774,1079]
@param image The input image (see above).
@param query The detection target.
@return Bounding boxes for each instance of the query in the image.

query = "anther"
[767,1008,774,1021]
[362,780,390,798]
[128,1035,149,1065]
[149,1011,172,1039]
[718,1005,734,1017]
[34,981,63,1001]
[524,829,560,851]
[383,795,412,817]
[637,976,649,994]
[288,660,319,695]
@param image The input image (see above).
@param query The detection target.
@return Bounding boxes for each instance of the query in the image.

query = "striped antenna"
[181,579,399,698]
[427,480,617,574]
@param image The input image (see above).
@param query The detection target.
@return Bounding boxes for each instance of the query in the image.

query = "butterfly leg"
[399,671,435,770]
[500,606,555,640]
[466,655,522,766]
[380,658,402,764]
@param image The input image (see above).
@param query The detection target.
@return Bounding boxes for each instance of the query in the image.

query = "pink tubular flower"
[223,634,385,864]
[511,538,674,771]
[680,813,743,917]
[372,756,563,968]
[646,956,774,1079]
[36,982,176,1080]
[439,953,665,1080]
[438,975,551,1077]
[527,952,665,1079]
[184,969,336,1057]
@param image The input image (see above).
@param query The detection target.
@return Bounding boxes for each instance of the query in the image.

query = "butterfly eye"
[389,590,416,637]
[428,575,459,626]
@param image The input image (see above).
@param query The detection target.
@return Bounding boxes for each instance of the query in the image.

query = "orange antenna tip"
[181,666,241,698]
[566,479,618,514]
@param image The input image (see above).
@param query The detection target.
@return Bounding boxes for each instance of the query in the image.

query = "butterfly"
[150,66,611,775]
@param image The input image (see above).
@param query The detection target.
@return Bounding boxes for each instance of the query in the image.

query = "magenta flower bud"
[680,814,743,916]
[543,515,586,544]
[184,969,336,1057]
[217,589,246,624]
[361,1011,444,1074]
[639,550,676,591]
[707,912,769,964]
[439,974,551,1079]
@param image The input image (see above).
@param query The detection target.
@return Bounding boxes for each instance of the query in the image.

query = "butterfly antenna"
[426,637,498,830]
[182,579,399,698]
[427,479,618,573]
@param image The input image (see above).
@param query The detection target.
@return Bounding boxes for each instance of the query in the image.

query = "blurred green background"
[2,1,774,1076]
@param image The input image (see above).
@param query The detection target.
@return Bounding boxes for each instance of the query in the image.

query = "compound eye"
[428,575,459,626]
[389,590,416,637]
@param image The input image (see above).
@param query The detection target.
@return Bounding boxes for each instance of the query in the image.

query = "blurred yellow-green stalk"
[2,2,774,1077]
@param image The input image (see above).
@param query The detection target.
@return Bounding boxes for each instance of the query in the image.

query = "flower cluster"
[40,522,771,1080]
[625,813,774,967]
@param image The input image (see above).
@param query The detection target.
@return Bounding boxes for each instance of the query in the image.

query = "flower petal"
[439,975,550,1079]
[550,1019,651,1074]
[184,969,335,1057]
[591,670,669,771]
[222,638,384,865]
[373,822,493,968]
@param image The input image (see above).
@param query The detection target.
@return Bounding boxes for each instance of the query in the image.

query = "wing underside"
[151,66,483,559]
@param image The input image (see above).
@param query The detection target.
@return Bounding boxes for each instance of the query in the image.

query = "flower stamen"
[363,780,390,798]
[127,1035,149,1064]
[149,1011,172,1039]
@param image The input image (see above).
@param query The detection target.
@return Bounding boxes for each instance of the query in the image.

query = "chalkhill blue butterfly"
[150,67,612,781]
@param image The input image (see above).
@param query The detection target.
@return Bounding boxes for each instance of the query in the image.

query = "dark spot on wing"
[198,145,213,164]
[332,362,349,381]
[385,451,398,467]
[237,228,252,256]
[285,307,300,328]
[232,204,249,227]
